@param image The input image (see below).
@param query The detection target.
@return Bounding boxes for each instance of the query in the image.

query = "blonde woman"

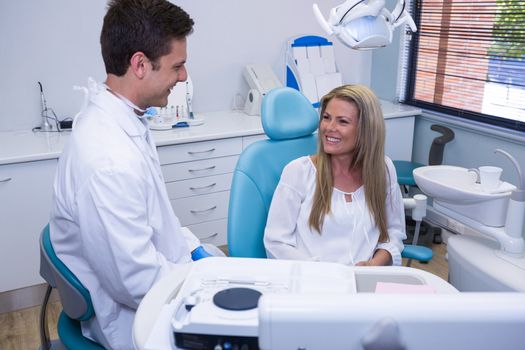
[263,85,406,266]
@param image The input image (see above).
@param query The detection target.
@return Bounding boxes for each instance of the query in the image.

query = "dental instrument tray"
[170,258,357,350]
[148,117,204,130]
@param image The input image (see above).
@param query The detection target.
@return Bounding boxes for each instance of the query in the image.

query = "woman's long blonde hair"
[308,85,389,242]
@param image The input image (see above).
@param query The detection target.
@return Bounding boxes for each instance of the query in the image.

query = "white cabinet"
[0,159,57,292]
[158,134,271,247]
[158,138,245,246]
[385,116,416,161]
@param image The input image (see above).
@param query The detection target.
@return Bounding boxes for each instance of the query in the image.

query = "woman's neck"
[331,153,362,194]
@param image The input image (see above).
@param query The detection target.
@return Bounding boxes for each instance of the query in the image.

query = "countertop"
[0,103,421,166]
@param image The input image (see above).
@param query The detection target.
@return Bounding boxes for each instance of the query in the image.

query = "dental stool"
[39,224,105,350]
[227,87,433,267]
[394,124,455,191]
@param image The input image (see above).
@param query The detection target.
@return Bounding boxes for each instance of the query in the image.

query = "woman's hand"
[355,249,393,266]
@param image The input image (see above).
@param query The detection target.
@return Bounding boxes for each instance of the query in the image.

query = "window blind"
[399,0,525,130]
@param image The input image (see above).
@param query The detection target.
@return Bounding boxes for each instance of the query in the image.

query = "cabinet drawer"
[186,219,227,246]
[171,191,230,226]
[157,138,242,165]
[162,155,238,182]
[166,173,233,200]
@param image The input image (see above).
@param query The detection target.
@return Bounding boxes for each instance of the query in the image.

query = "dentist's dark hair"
[101,0,194,76]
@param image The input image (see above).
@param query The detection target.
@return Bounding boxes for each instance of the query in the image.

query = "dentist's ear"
[129,51,148,79]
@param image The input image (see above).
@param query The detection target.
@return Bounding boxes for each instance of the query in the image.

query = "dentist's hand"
[191,246,213,261]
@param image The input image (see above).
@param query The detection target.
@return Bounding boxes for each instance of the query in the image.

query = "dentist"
[50,0,210,348]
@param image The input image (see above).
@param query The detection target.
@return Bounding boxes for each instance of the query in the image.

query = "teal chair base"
[57,313,105,350]
[393,160,425,187]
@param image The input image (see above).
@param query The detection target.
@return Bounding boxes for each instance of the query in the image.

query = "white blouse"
[264,156,406,265]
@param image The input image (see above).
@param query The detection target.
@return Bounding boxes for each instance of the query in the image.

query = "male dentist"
[50,0,210,348]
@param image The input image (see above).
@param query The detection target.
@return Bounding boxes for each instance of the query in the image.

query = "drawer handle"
[188,165,216,173]
[187,148,216,155]
[0,177,12,183]
[190,205,217,214]
[200,232,219,241]
[189,183,217,191]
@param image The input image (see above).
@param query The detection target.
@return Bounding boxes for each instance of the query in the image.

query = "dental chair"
[39,224,105,350]
[227,87,432,266]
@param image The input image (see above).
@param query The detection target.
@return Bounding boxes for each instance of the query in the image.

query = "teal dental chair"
[39,224,105,349]
[227,87,432,265]
[228,87,318,257]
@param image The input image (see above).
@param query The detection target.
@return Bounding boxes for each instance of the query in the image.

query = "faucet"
[467,168,480,183]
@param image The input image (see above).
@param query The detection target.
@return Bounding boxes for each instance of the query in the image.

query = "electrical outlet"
[447,217,465,234]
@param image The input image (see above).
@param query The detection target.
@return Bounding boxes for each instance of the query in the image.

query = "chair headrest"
[261,87,319,140]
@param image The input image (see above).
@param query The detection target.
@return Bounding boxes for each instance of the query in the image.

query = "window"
[400,0,525,131]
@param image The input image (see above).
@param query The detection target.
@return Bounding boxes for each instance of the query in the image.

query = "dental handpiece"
[186,81,194,119]
[38,81,48,113]
[38,81,54,131]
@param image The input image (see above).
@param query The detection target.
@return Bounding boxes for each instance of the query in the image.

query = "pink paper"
[375,282,435,294]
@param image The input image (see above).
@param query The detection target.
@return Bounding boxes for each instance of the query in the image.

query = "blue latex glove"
[191,246,213,261]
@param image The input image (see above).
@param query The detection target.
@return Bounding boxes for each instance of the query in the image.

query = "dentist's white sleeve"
[264,163,311,260]
[181,227,201,252]
[375,159,407,266]
[77,167,181,309]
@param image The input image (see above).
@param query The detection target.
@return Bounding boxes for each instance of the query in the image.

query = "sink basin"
[414,165,514,227]
[413,166,511,204]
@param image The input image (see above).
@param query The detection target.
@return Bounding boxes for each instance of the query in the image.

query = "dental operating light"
[313,0,417,50]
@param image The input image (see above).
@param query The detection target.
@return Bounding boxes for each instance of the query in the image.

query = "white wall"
[0,0,372,132]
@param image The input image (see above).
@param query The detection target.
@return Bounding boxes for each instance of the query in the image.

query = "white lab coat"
[264,156,406,265]
[50,82,200,349]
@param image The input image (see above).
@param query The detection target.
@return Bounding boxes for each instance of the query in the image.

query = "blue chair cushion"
[401,245,433,262]
[228,135,318,258]
[261,87,318,140]
[393,160,425,186]
[228,87,319,258]
[58,312,105,349]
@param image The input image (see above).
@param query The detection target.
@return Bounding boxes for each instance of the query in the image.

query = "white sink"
[414,165,514,227]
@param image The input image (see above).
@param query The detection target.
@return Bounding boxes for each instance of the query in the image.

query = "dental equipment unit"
[313,0,417,50]
[415,149,525,257]
[133,257,525,350]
